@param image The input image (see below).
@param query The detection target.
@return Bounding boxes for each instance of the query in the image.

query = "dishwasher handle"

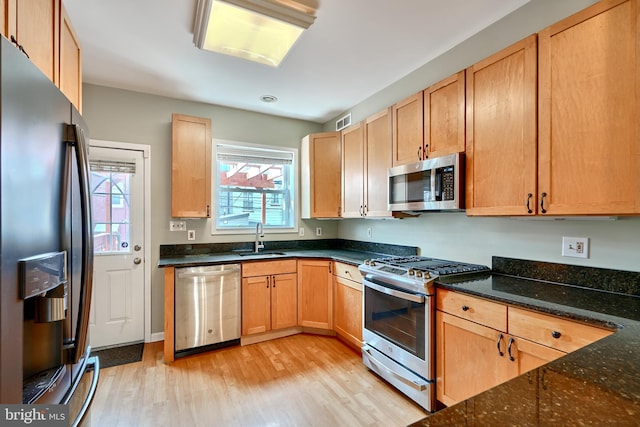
[177,265,240,279]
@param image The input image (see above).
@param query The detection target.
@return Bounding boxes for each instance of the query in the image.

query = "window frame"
[211,139,299,235]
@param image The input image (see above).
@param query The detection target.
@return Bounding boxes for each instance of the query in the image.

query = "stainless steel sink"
[238,251,287,257]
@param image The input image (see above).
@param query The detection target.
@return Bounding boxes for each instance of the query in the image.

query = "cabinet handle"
[424,144,428,159]
[206,205,210,217]
[461,305,469,312]
[267,276,270,288]
[526,193,533,214]
[540,192,548,214]
[551,330,561,339]
[272,275,276,288]
[10,35,30,59]
[497,333,504,357]
[418,146,422,160]
[363,204,367,216]
[507,337,515,361]
[359,205,363,216]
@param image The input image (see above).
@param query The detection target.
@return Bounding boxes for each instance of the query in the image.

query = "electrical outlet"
[315,227,322,237]
[299,227,305,237]
[562,236,589,258]
[187,230,195,241]
[367,227,372,238]
[169,220,186,231]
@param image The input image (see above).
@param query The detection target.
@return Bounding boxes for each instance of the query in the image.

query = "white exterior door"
[88,146,145,349]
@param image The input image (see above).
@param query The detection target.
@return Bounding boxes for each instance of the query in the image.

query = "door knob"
[133,257,142,265]
[134,245,142,251]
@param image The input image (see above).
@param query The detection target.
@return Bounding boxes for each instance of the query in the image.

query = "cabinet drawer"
[242,259,297,277]
[437,289,507,331]
[333,261,361,283]
[508,307,612,353]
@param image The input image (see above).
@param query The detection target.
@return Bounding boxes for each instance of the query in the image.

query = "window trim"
[210,139,299,235]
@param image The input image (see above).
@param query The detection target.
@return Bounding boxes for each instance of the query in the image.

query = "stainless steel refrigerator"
[0,35,99,425]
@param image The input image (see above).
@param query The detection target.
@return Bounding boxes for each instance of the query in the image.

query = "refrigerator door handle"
[63,347,100,427]
[64,124,94,363]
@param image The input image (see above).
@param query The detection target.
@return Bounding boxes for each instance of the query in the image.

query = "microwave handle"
[432,169,440,201]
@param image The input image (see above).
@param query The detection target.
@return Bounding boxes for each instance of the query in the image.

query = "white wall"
[338,215,640,272]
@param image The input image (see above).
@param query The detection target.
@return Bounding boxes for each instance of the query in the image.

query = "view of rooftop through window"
[214,143,295,231]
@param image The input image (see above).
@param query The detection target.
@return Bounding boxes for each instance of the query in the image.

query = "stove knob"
[415,271,423,278]
[423,271,431,279]
[370,261,376,267]
[364,259,371,266]
[408,269,415,276]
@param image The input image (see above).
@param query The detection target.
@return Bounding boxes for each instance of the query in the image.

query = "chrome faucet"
[254,222,264,253]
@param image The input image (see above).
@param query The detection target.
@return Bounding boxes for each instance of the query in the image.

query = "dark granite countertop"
[158,239,418,268]
[413,257,640,426]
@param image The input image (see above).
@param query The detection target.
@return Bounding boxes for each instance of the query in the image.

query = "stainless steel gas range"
[359,256,490,412]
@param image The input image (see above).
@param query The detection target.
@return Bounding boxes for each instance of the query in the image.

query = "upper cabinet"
[5,0,82,111]
[465,35,538,216]
[538,0,640,215]
[301,132,342,219]
[342,109,393,219]
[59,5,82,112]
[7,0,60,84]
[392,92,423,166]
[424,70,466,159]
[171,114,212,218]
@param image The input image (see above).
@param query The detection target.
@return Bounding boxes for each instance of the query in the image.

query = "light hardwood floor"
[90,334,427,427]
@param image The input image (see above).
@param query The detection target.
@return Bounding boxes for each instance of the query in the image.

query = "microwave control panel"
[440,166,455,201]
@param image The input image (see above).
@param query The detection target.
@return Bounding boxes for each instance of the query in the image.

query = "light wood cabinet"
[297,259,332,330]
[465,35,538,216]
[332,262,363,351]
[7,0,60,84]
[171,114,212,218]
[341,109,392,218]
[300,132,341,218]
[423,70,465,159]
[392,92,423,166]
[437,310,516,406]
[59,5,82,112]
[1,0,6,38]
[436,289,612,407]
[538,0,640,215]
[242,260,297,336]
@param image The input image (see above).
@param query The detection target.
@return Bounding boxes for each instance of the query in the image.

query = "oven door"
[362,277,433,379]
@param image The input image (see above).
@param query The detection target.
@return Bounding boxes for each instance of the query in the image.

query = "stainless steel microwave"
[388,152,464,212]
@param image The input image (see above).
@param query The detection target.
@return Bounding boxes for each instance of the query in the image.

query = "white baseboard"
[150,332,164,343]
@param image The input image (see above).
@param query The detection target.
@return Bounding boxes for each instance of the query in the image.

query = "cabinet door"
[509,336,565,375]
[59,5,81,112]
[171,114,212,218]
[364,108,392,218]
[297,260,332,330]
[241,276,271,335]
[341,122,365,218]
[9,0,60,84]
[392,92,424,166]
[538,0,640,215]
[300,132,341,218]
[424,71,465,159]
[436,310,516,407]
[271,273,297,330]
[465,35,537,216]
[333,276,362,350]
[1,0,6,37]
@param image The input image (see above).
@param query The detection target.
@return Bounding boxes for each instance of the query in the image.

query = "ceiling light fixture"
[193,0,317,67]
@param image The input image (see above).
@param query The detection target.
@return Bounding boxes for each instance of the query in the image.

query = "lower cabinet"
[332,261,363,350]
[297,259,333,330]
[241,260,297,336]
[436,288,612,407]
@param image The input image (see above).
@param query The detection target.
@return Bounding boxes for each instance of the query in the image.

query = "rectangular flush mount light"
[193,0,317,67]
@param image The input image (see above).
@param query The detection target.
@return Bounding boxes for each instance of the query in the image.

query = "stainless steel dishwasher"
[174,264,241,355]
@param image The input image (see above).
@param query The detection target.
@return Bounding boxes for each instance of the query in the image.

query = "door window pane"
[91,170,132,254]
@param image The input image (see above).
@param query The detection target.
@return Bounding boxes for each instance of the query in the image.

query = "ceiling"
[62,0,530,124]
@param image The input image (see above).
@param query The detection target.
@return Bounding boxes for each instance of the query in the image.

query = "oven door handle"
[364,279,425,303]
[363,346,428,391]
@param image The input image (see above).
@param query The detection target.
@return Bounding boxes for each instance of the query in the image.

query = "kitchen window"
[213,141,297,233]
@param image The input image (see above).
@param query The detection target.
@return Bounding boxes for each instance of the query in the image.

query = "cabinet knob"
[551,330,561,339]
[461,305,470,312]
